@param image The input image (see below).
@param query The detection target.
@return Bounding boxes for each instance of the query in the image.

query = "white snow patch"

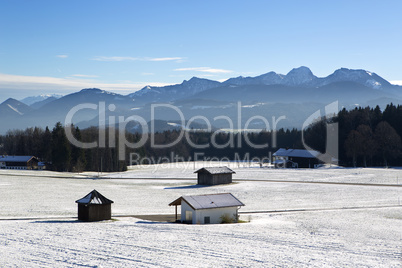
[7,104,23,115]
[366,79,382,89]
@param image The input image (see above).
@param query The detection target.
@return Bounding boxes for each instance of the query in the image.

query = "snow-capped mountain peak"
[20,94,63,106]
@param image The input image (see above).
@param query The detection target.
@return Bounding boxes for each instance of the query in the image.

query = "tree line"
[0,123,302,172]
[0,103,401,171]
[304,103,402,167]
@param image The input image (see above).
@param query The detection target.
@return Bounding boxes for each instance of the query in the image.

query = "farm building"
[169,193,245,224]
[195,166,235,185]
[75,190,114,222]
[38,162,47,170]
[272,148,322,168]
[0,155,39,170]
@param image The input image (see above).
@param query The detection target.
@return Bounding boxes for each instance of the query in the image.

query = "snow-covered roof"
[0,155,36,162]
[273,148,321,159]
[194,166,235,175]
[76,190,114,205]
[169,193,244,210]
[272,159,289,164]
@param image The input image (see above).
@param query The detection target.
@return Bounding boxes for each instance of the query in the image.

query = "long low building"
[272,148,322,168]
[0,156,39,170]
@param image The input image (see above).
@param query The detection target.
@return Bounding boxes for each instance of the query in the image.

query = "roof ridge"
[174,193,244,210]
[75,189,114,204]
[183,192,232,197]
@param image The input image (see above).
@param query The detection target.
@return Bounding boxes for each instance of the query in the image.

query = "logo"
[302,101,339,165]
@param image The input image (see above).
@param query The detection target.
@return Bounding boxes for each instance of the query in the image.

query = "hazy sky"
[1,0,402,102]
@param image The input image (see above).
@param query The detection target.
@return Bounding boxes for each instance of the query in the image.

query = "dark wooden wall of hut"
[197,173,232,185]
[78,204,112,222]
[289,157,321,168]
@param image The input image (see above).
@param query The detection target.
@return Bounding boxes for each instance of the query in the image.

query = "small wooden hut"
[195,166,235,185]
[75,190,114,222]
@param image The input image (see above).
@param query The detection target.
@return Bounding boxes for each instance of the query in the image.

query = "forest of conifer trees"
[0,103,401,172]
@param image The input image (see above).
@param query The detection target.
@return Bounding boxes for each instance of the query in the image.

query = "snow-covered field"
[0,163,401,267]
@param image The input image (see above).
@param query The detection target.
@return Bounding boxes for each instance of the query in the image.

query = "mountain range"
[1,66,401,134]
[20,94,63,106]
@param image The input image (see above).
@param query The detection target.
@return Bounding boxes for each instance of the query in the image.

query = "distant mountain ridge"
[30,96,60,109]
[1,66,401,134]
[222,66,394,89]
[123,66,399,106]
[17,66,399,106]
[0,98,33,117]
[128,77,221,105]
[20,94,63,106]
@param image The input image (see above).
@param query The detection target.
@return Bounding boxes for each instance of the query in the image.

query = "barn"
[169,193,245,224]
[195,166,235,185]
[0,155,39,170]
[75,190,114,222]
[273,148,322,168]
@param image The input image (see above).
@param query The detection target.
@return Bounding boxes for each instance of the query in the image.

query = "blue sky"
[1,0,402,101]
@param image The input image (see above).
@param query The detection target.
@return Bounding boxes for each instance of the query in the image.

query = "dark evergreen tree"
[374,121,401,167]
[356,124,376,167]
[51,122,71,171]
[41,126,52,161]
[70,126,86,172]
[344,130,363,167]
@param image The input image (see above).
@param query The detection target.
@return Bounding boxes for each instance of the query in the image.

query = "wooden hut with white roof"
[75,190,114,222]
[169,193,245,224]
[195,166,235,185]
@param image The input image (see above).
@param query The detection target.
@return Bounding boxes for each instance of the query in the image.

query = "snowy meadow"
[0,163,401,267]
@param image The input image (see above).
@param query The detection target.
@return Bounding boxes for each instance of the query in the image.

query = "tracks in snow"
[239,204,402,214]
[1,172,402,187]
